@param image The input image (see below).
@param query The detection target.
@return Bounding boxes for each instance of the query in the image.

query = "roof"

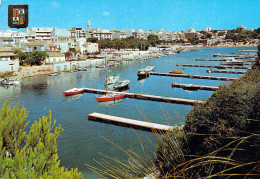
[0,53,18,57]
[48,53,65,57]
[0,48,14,52]
[47,44,56,47]
[25,41,44,46]
[0,37,13,41]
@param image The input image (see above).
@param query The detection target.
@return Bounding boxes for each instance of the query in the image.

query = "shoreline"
[0,45,257,80]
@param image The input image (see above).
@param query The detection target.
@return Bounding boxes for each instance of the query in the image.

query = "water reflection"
[63,93,84,102]
[97,98,124,108]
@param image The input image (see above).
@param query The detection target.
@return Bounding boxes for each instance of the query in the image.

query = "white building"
[186,28,196,33]
[52,28,71,37]
[0,52,19,73]
[236,25,246,31]
[71,27,87,39]
[45,53,66,64]
[26,28,53,41]
[89,29,112,40]
[111,30,127,39]
[84,42,99,53]
[203,27,212,32]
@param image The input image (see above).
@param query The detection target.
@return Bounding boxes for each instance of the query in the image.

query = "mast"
[105,56,107,94]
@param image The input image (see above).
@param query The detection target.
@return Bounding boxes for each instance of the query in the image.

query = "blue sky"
[0,0,259,31]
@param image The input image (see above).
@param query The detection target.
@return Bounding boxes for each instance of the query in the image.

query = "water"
[0,46,256,178]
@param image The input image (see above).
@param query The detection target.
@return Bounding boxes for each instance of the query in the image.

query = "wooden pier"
[172,82,219,91]
[81,87,204,105]
[206,69,246,74]
[150,72,236,81]
[88,112,175,132]
[193,58,254,62]
[177,64,249,69]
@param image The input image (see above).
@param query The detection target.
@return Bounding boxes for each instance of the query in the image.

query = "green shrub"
[0,101,82,178]
[156,69,260,177]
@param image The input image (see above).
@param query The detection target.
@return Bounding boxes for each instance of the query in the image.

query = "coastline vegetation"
[156,44,260,178]
[14,50,47,66]
[0,101,82,178]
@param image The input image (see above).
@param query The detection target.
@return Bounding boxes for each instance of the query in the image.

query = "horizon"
[0,0,259,32]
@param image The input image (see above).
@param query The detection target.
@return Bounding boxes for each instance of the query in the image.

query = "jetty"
[150,72,236,81]
[193,58,254,62]
[177,64,249,69]
[206,69,246,74]
[172,83,219,91]
[81,87,204,105]
[88,112,175,132]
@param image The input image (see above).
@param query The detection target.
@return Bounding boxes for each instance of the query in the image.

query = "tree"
[14,50,27,65]
[147,35,160,47]
[0,101,82,178]
[31,51,47,65]
[87,37,98,43]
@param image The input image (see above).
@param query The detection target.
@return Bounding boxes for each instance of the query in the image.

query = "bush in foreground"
[0,101,82,178]
[156,69,260,178]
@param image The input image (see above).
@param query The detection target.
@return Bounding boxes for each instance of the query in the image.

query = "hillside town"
[0,21,259,78]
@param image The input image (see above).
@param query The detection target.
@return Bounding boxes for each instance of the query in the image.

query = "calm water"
[0,47,256,178]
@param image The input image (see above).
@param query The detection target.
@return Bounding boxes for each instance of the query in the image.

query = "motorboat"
[220,58,244,66]
[213,53,222,57]
[113,80,130,90]
[96,64,105,68]
[137,70,150,79]
[63,88,83,96]
[169,70,184,74]
[96,93,125,102]
[49,73,57,76]
[105,76,119,85]
[1,78,20,85]
[138,66,155,73]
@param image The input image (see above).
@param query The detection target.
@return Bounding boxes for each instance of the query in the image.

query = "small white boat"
[220,58,244,66]
[63,88,83,96]
[113,80,130,90]
[213,53,222,57]
[105,76,119,85]
[138,66,155,73]
[1,78,20,85]
[49,73,57,76]
[96,64,105,68]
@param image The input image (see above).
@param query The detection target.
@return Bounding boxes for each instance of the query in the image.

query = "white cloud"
[102,11,110,16]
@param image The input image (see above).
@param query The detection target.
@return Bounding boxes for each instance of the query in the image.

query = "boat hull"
[96,94,125,102]
[63,90,83,96]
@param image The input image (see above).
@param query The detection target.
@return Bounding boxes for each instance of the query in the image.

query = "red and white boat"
[63,88,83,96]
[96,93,125,102]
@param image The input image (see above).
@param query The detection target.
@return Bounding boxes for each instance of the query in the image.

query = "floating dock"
[88,112,175,132]
[81,87,204,106]
[150,72,236,81]
[176,64,249,69]
[206,69,246,74]
[172,83,219,91]
[193,58,254,62]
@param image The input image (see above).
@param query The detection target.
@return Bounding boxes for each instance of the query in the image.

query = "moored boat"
[49,73,57,76]
[137,70,150,79]
[96,93,125,102]
[213,53,222,57]
[63,88,83,96]
[169,70,184,74]
[1,78,20,85]
[113,80,130,90]
[105,76,120,85]
[220,58,244,66]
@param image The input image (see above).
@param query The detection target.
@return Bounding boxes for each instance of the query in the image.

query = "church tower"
[87,20,91,30]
